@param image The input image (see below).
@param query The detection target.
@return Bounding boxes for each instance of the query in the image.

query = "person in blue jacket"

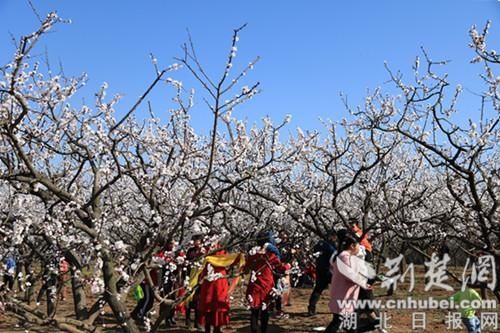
[2,254,17,291]
[257,230,281,258]
[307,231,337,316]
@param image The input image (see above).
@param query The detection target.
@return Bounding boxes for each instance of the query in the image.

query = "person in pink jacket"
[325,233,379,333]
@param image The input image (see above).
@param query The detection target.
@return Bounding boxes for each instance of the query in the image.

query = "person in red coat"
[197,247,233,333]
[244,234,288,333]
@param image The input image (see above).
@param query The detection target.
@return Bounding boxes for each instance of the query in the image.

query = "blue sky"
[1,0,498,134]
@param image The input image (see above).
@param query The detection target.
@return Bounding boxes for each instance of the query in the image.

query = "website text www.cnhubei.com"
[337,297,497,310]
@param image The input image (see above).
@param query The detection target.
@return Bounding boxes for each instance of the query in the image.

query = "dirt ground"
[1,266,499,332]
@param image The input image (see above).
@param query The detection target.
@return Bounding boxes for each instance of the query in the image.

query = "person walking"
[325,233,378,333]
[308,232,337,316]
[58,257,69,301]
[244,233,288,333]
[450,287,482,333]
[185,233,206,330]
[158,239,180,327]
[196,242,241,333]
[2,254,16,292]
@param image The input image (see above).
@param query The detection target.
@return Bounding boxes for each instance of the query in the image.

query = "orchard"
[0,7,498,333]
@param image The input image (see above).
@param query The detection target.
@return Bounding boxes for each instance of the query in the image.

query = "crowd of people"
[128,231,294,333]
[0,222,387,332]
[1,221,484,333]
[123,221,388,333]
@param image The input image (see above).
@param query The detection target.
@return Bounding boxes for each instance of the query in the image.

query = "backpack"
[133,284,144,301]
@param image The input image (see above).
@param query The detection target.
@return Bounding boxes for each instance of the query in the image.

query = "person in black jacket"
[307,231,337,316]
[184,233,206,330]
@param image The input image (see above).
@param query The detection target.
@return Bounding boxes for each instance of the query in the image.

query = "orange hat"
[352,224,373,252]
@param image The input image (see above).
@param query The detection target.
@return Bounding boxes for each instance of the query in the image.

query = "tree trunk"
[47,285,56,317]
[71,267,88,320]
[376,234,386,272]
[101,251,140,333]
[151,303,173,333]
[24,261,35,305]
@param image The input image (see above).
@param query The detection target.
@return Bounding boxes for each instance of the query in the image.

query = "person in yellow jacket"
[450,287,482,333]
